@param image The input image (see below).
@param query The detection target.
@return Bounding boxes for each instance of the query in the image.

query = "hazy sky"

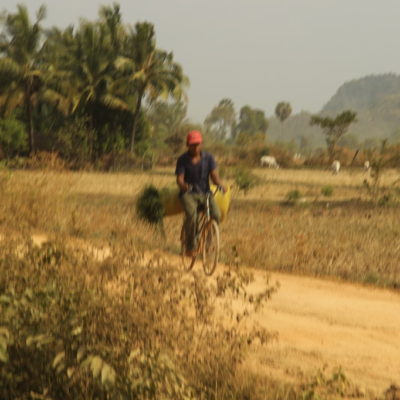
[2,0,400,122]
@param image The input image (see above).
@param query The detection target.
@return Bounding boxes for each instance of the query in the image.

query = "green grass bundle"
[136,185,165,225]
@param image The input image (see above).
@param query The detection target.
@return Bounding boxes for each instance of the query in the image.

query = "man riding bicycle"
[175,130,225,257]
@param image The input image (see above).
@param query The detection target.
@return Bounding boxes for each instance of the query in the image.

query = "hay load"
[136,185,231,225]
[136,185,165,225]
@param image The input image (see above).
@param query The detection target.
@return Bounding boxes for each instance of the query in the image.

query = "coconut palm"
[0,4,47,153]
[275,101,292,137]
[44,19,129,157]
[118,22,188,153]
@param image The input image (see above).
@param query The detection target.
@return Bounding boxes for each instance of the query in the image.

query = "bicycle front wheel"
[202,220,220,276]
[181,224,196,271]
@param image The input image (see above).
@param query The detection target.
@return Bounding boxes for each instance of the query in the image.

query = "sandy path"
[244,270,400,393]
[24,235,400,393]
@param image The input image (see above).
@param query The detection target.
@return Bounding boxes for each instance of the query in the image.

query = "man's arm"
[176,155,190,192]
[210,169,226,192]
[177,173,190,192]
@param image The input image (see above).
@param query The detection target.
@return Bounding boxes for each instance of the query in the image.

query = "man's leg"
[209,195,221,223]
[180,192,198,251]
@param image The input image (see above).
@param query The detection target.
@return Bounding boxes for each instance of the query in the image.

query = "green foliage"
[321,185,334,197]
[147,100,188,153]
[121,22,188,152]
[0,4,47,153]
[285,189,301,203]
[0,3,188,162]
[275,101,292,123]
[0,117,27,157]
[136,185,165,224]
[310,110,357,162]
[204,98,236,141]
[236,105,268,136]
[233,166,259,194]
[55,118,93,168]
[362,139,400,205]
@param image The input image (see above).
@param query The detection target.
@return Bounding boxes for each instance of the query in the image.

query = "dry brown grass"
[0,166,399,289]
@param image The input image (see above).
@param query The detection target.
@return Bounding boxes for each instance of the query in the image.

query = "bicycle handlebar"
[186,184,223,195]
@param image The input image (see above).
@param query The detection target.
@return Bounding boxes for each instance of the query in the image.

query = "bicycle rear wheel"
[202,220,220,276]
[180,224,196,271]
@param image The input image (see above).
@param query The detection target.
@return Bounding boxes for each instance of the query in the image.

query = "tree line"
[0,3,187,165]
[0,3,359,168]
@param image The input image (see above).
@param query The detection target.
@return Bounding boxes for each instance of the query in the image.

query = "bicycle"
[180,187,220,276]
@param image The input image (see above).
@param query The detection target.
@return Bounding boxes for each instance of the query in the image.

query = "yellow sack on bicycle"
[160,186,184,216]
[210,184,231,222]
[161,185,231,222]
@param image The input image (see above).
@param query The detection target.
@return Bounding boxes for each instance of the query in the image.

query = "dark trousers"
[181,192,221,251]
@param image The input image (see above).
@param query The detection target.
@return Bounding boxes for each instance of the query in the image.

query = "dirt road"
[241,269,400,394]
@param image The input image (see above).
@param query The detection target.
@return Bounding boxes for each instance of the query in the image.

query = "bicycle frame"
[195,192,212,240]
[181,188,220,275]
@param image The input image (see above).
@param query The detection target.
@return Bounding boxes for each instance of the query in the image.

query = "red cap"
[186,130,203,145]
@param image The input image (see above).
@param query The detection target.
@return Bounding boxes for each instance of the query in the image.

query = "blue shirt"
[175,151,217,194]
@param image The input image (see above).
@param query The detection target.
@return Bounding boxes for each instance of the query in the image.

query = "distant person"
[175,130,225,257]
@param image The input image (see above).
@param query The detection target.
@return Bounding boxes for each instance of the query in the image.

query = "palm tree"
[275,101,292,137]
[44,19,129,157]
[0,4,46,154]
[118,22,188,153]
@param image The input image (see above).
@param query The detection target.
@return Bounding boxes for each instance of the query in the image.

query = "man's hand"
[218,184,227,194]
[210,169,226,193]
[177,174,191,193]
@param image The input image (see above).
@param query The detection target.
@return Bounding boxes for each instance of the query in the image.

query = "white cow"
[363,160,370,172]
[260,155,279,169]
[331,160,340,174]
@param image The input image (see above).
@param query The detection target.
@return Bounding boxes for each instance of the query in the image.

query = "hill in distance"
[268,73,400,149]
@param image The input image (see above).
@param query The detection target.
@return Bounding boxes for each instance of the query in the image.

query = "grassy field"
[0,166,399,399]
[1,166,399,288]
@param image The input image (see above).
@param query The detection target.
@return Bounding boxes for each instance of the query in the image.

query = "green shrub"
[55,118,93,169]
[234,167,259,194]
[285,189,301,202]
[0,117,27,157]
[321,185,334,197]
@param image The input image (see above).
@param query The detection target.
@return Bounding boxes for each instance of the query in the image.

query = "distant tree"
[275,101,292,136]
[165,122,200,155]
[147,99,188,147]
[310,110,357,162]
[236,105,268,137]
[0,5,47,154]
[204,98,236,141]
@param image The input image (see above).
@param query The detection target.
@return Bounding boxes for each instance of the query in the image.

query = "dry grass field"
[1,166,399,287]
[1,166,399,399]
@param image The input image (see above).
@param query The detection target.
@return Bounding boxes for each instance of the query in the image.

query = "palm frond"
[2,87,24,115]
[99,94,128,111]
[41,88,72,115]
[0,58,22,81]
